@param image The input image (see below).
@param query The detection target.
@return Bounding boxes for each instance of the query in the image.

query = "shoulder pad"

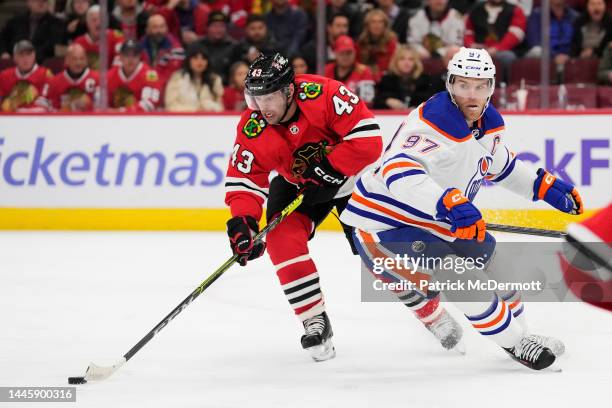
[296,80,324,102]
[241,111,268,139]
[419,92,472,142]
[482,104,505,134]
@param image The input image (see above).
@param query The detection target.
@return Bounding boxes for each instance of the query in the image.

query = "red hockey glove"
[226,215,266,266]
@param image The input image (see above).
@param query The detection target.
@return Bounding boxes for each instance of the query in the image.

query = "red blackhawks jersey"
[225,73,383,221]
[47,68,99,112]
[107,63,161,112]
[74,30,124,69]
[0,64,52,112]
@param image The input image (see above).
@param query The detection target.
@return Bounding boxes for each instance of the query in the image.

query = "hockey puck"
[68,376,87,384]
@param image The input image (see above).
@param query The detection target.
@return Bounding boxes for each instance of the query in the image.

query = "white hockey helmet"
[446,47,496,104]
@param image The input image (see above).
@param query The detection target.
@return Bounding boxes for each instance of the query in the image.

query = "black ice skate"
[524,334,565,357]
[301,312,336,362]
[422,308,465,354]
[504,335,556,370]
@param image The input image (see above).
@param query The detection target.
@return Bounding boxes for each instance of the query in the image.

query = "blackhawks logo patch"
[242,112,268,138]
[291,141,334,177]
[298,82,323,101]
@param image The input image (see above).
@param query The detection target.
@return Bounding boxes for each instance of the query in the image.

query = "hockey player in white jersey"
[341,47,584,370]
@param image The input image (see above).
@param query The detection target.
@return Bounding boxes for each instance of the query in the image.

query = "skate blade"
[307,339,336,362]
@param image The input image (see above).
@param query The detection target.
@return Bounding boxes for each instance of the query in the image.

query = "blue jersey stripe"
[382,152,421,166]
[345,203,406,228]
[356,179,438,222]
[385,169,426,188]
[479,308,513,336]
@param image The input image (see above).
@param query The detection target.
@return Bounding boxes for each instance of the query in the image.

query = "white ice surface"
[1,231,610,408]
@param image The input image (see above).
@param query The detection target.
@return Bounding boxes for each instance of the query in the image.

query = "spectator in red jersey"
[222,60,248,110]
[357,9,398,81]
[325,35,376,106]
[0,0,66,63]
[464,0,527,82]
[74,5,125,69]
[407,0,464,60]
[374,45,444,109]
[290,54,309,74]
[165,44,224,111]
[140,14,185,87]
[198,11,237,83]
[266,0,308,56]
[571,0,612,58]
[112,0,151,41]
[302,12,350,72]
[107,40,162,112]
[64,0,94,42]
[231,14,281,64]
[47,43,99,111]
[0,40,53,112]
[143,0,182,38]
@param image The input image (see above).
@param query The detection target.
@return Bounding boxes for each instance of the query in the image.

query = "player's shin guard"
[267,212,325,322]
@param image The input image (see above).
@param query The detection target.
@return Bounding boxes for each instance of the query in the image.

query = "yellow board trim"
[0,208,597,232]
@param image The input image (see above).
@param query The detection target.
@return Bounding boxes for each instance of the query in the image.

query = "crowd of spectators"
[1,0,611,112]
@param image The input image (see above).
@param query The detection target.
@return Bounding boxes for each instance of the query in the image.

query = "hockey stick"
[486,223,566,238]
[75,194,305,383]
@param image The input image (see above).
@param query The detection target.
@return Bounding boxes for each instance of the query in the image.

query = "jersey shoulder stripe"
[419,92,472,143]
[482,104,505,135]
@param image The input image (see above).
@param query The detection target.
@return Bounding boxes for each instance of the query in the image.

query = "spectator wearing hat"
[47,43,99,112]
[0,40,53,112]
[0,0,66,63]
[266,0,308,56]
[74,5,125,69]
[165,43,224,111]
[112,0,151,41]
[571,0,612,58]
[198,11,237,83]
[231,14,280,64]
[324,35,376,106]
[140,14,185,88]
[107,40,162,112]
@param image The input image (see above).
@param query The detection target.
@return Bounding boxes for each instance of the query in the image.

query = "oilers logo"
[465,156,493,201]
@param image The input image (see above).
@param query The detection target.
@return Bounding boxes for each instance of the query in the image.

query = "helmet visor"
[449,78,494,99]
[244,88,287,112]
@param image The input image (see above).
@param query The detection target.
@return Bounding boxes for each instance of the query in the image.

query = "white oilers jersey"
[340,91,538,241]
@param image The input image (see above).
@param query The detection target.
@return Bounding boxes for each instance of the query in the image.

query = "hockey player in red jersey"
[47,44,99,112]
[0,40,52,113]
[107,40,162,112]
[224,53,383,361]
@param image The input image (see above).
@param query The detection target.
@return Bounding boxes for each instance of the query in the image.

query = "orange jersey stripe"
[485,125,505,135]
[419,105,472,143]
[472,301,507,329]
[351,192,454,238]
[382,161,423,177]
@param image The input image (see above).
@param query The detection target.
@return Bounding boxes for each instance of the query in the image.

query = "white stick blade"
[85,358,126,381]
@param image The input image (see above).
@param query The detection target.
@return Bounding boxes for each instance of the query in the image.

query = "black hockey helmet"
[245,53,294,97]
